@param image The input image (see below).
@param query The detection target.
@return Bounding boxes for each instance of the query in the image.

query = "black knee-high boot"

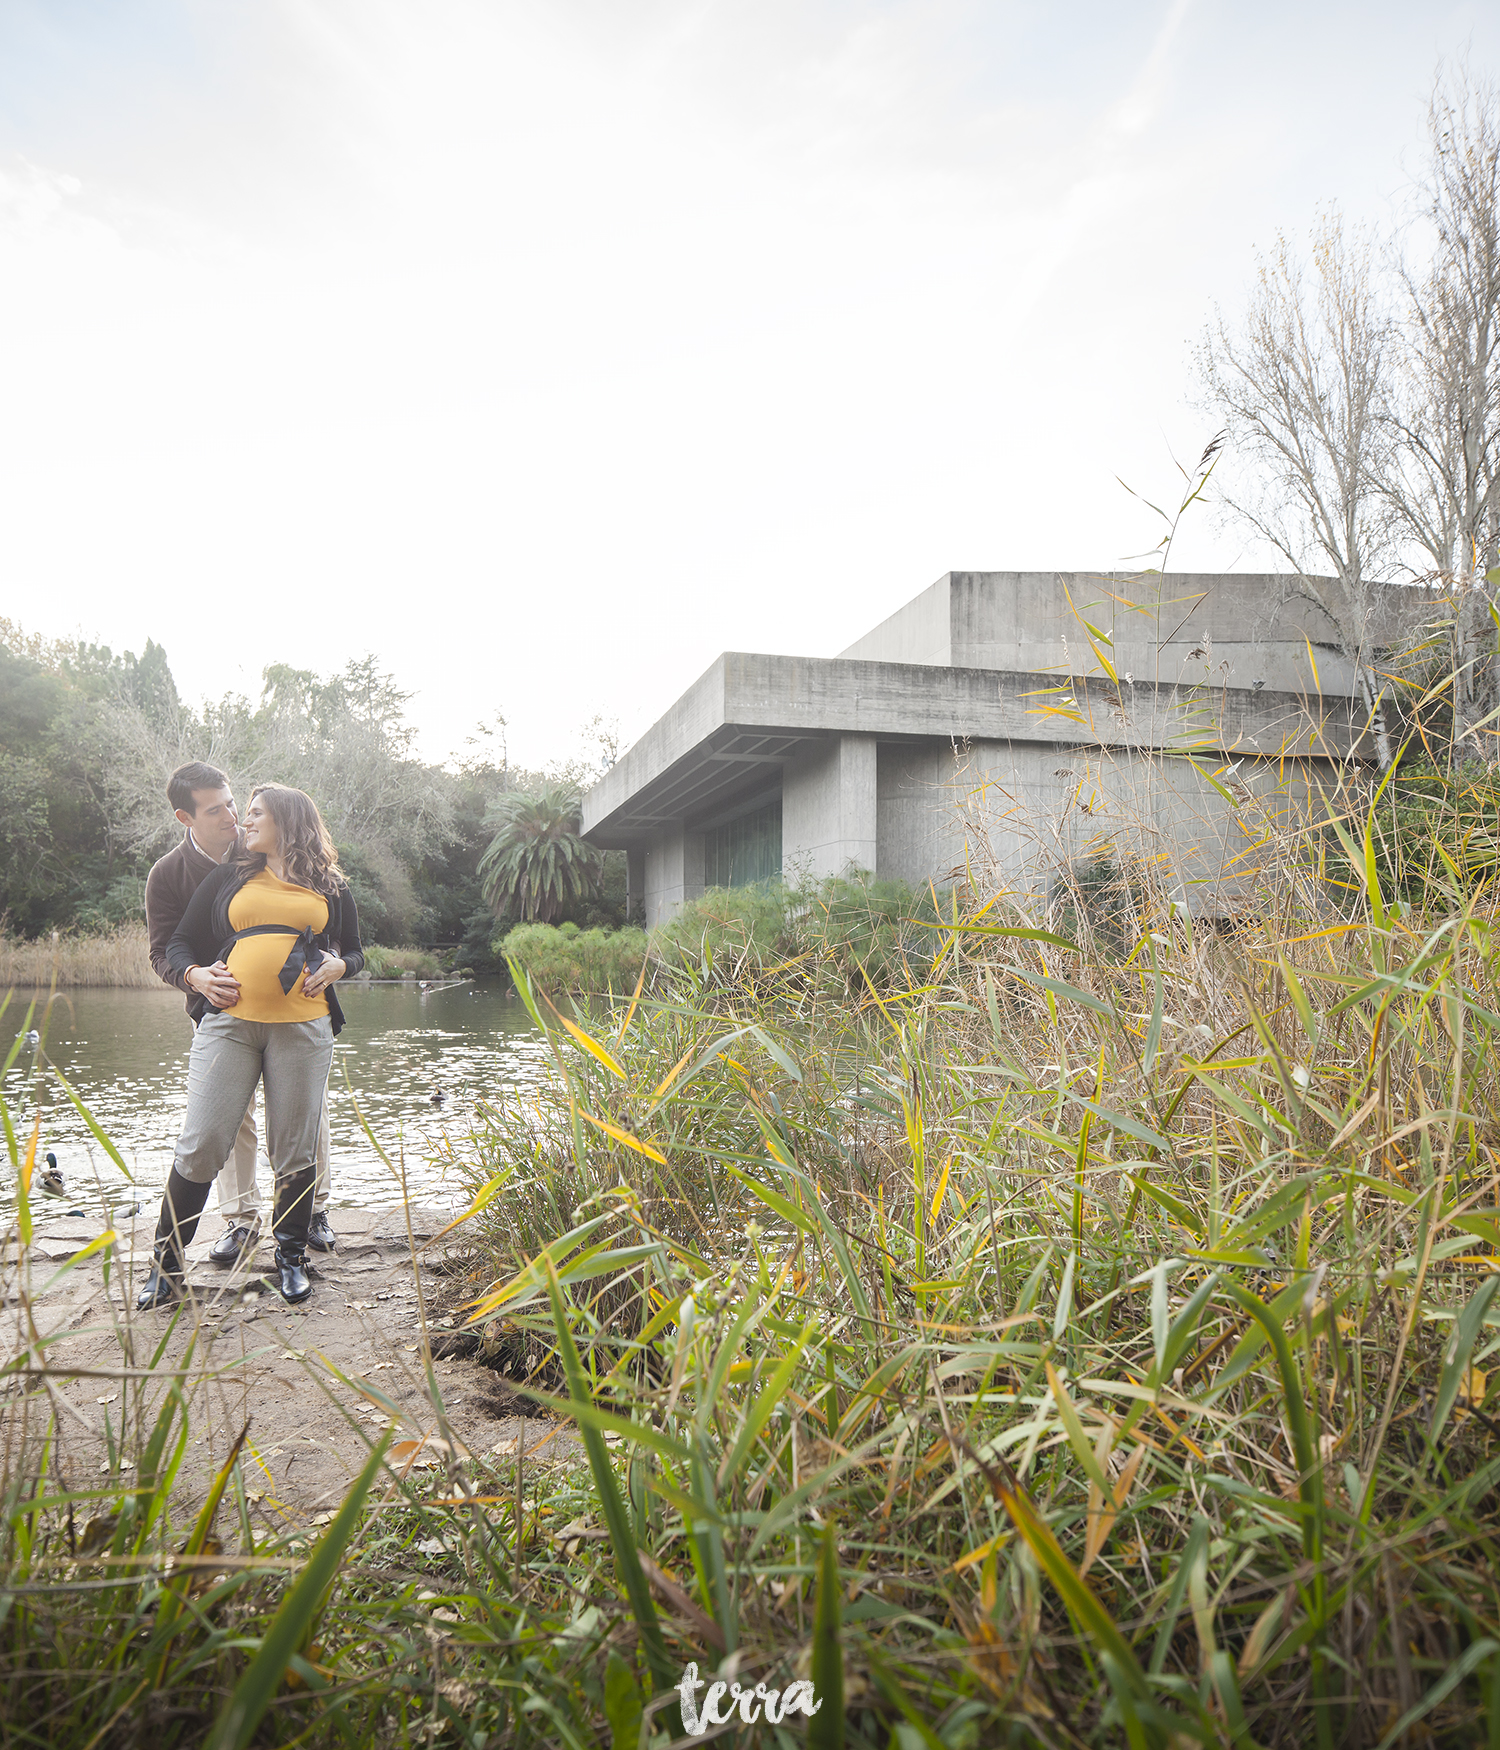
[272,1166,316,1303]
[137,1170,212,1310]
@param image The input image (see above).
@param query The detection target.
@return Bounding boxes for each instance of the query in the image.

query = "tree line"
[0,621,626,963]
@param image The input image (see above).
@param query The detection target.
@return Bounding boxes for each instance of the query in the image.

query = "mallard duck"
[40,1151,65,1195]
[430,1086,447,1108]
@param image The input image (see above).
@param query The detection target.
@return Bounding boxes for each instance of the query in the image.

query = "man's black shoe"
[208,1224,260,1266]
[306,1211,336,1253]
[274,1247,312,1304]
[136,1251,184,1311]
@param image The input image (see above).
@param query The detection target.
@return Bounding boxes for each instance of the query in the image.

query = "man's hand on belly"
[188,961,241,1009]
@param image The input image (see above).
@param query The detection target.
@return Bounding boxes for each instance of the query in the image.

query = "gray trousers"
[175,1014,335,1193]
[212,1090,332,1224]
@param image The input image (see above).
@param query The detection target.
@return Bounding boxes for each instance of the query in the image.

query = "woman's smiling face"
[242,796,281,858]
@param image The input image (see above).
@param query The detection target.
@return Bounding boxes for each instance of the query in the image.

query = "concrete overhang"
[582,651,1369,849]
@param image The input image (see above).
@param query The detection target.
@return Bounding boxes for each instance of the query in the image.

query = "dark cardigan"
[165,860,364,1035]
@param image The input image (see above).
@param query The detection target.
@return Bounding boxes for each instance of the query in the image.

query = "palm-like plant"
[477,783,601,924]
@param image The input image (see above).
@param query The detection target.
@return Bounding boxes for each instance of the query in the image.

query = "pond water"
[1,981,548,1218]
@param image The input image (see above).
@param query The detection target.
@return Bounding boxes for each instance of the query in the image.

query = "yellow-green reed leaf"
[928,921,1082,952]
[1430,1276,1500,1443]
[596,1294,685,1392]
[580,1110,667,1165]
[205,1430,391,1750]
[928,1154,953,1226]
[557,1013,627,1079]
[1125,1173,1204,1238]
[1280,959,1318,1044]
[504,956,551,1034]
[540,1257,680,1702]
[644,1467,730,1531]
[31,1227,120,1298]
[151,1423,250,1683]
[1372,1638,1500,1750]
[51,1067,135,1183]
[18,1112,37,1247]
[515,1382,693,1467]
[462,1213,615,1320]
[1143,963,1164,1079]
[645,1045,695,1112]
[808,1522,845,1750]
[1219,1281,1319,1563]
[747,1024,803,1085]
[698,1292,767,1429]
[718,1325,815,1490]
[1066,1095,1172,1155]
[726,1163,817,1236]
[419,1167,515,1251]
[864,1651,947,1750]
[613,953,649,1045]
[1045,1363,1114,1497]
[1188,757,1239,807]
[992,1467,1150,1700]
[1010,967,1117,1017]
[1150,1264,1169,1372]
[1150,1513,1209,1675]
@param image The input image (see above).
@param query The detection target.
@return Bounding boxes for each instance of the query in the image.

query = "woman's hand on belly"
[301,955,346,999]
[188,961,241,1009]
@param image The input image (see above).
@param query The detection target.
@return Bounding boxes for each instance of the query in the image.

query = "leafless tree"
[1197,213,1400,765]
[1384,62,1500,751]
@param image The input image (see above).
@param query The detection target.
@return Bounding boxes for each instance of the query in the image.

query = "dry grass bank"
[0,921,155,988]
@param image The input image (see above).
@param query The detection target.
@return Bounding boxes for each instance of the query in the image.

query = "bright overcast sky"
[1,1,1496,767]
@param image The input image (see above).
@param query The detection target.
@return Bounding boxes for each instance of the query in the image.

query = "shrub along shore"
[5,815,1500,1746]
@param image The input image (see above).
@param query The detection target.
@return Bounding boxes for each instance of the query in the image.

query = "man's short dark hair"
[168,761,231,817]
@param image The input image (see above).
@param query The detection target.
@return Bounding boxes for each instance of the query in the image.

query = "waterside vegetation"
[6,768,1500,1744]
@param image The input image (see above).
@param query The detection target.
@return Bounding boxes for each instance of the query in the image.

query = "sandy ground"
[8,1201,574,1525]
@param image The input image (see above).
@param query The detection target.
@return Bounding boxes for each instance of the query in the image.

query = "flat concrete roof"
[581,650,1368,847]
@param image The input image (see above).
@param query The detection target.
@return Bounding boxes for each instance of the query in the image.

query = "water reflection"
[1,980,546,1216]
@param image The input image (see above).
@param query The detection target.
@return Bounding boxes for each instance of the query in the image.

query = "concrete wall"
[643,826,706,929]
[835,576,953,667]
[626,848,646,926]
[841,571,1367,698]
[875,738,1336,910]
[782,734,877,880]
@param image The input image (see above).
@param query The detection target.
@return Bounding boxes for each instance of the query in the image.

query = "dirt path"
[12,1202,574,1523]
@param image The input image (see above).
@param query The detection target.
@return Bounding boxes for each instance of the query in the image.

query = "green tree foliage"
[477,784,601,925]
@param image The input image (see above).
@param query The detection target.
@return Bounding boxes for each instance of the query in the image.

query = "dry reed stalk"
[0,923,156,988]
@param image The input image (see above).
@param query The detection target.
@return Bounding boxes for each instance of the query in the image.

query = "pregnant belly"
[225,936,329,1020]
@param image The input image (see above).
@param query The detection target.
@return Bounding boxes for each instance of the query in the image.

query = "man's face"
[184,786,239,853]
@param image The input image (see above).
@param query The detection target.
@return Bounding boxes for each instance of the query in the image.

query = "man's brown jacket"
[144,833,220,1012]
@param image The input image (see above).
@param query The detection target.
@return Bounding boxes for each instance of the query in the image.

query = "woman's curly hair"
[234,785,344,897]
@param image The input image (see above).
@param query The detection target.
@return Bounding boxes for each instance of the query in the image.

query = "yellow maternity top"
[223,869,331,1023]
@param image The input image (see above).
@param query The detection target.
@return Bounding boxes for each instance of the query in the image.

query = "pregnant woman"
[137,784,363,1309]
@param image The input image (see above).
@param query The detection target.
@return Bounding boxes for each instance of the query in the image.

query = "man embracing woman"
[138,780,364,1310]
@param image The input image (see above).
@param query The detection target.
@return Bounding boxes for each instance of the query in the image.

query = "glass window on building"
[704,799,782,889]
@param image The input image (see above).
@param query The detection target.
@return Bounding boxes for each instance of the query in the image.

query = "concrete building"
[582,571,1376,928]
